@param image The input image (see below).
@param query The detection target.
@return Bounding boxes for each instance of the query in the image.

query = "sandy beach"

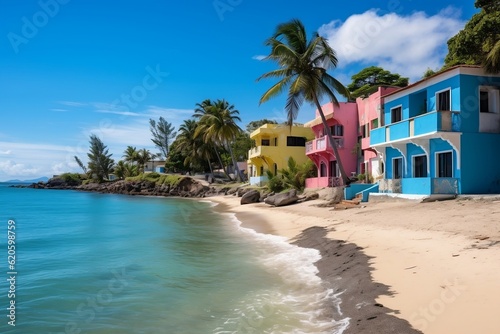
[210,194,500,334]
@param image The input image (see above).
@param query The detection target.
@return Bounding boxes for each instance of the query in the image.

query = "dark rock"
[240,189,260,205]
[264,189,298,207]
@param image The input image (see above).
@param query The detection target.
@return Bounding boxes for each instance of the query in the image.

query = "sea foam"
[213,213,350,334]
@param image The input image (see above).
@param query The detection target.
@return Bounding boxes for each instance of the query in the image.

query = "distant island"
[3,176,49,183]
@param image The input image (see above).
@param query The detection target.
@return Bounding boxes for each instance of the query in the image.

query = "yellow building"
[247,123,314,185]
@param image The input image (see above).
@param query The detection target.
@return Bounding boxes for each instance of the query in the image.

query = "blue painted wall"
[426,75,461,111]
[402,178,431,195]
[461,133,500,193]
[385,147,404,178]
[406,143,426,177]
[459,75,500,133]
[429,138,458,179]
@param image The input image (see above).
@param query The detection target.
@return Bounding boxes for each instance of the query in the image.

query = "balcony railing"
[305,136,344,154]
[370,110,460,145]
[248,145,282,158]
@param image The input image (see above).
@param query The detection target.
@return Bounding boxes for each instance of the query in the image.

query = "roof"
[381,65,483,99]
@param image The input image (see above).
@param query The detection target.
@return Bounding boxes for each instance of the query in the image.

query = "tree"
[347,66,408,99]
[114,160,139,179]
[194,99,245,181]
[74,155,87,174]
[245,119,278,133]
[194,100,232,179]
[258,19,351,186]
[87,134,114,182]
[123,146,138,164]
[423,67,437,78]
[149,117,177,159]
[136,149,152,173]
[174,119,215,174]
[231,132,252,163]
[445,0,500,73]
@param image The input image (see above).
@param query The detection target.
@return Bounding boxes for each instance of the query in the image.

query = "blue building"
[370,66,500,195]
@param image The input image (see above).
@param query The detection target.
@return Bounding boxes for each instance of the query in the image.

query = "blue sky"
[0,0,476,181]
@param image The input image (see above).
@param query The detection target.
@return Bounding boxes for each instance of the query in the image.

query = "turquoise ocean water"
[0,184,348,333]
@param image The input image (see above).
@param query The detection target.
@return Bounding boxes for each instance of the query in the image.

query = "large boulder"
[240,189,260,205]
[264,189,298,207]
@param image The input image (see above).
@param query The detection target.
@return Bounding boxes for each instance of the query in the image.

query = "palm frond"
[285,88,305,125]
[259,75,294,104]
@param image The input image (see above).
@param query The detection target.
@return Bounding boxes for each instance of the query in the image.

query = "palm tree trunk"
[214,148,233,180]
[226,141,245,182]
[312,95,350,186]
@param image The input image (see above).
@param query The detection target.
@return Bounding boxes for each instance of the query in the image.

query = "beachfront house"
[247,123,313,186]
[304,102,359,188]
[370,65,500,195]
[356,86,400,182]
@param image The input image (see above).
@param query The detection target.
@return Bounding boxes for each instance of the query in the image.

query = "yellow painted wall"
[247,124,314,177]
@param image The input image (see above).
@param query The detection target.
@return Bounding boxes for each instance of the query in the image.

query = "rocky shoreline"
[13,176,225,198]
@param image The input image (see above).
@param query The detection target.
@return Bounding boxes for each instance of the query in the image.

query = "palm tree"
[258,19,351,186]
[195,99,245,181]
[123,146,138,164]
[136,148,152,173]
[485,40,500,73]
[194,100,232,179]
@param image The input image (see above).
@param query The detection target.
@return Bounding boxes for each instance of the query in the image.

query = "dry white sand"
[209,195,500,334]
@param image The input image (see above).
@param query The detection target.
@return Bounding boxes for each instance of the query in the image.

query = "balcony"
[305,136,344,155]
[248,145,282,159]
[370,111,460,146]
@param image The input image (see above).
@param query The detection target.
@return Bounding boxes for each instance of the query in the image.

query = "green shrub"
[267,175,286,193]
[60,173,83,186]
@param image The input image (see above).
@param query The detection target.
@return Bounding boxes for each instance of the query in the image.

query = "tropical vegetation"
[445,0,500,73]
[347,66,408,99]
[257,19,351,186]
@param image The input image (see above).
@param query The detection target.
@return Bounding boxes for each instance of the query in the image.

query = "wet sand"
[209,195,500,333]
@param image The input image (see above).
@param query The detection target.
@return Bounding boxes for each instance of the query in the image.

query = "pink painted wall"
[356,87,400,178]
[309,102,359,178]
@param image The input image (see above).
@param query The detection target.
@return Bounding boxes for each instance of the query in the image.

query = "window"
[330,161,338,177]
[479,86,500,114]
[436,151,453,177]
[273,163,278,175]
[274,137,278,146]
[437,90,451,111]
[320,162,327,177]
[330,124,344,136]
[360,125,368,138]
[413,155,427,178]
[260,166,264,176]
[286,136,306,147]
[371,119,379,129]
[393,157,403,179]
[480,91,489,113]
[261,139,270,146]
[391,106,402,123]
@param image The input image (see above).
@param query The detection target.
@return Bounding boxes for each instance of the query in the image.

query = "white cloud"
[0,150,11,155]
[318,7,464,80]
[0,160,39,178]
[58,101,87,107]
[252,55,266,61]
[50,108,68,112]
[0,142,82,181]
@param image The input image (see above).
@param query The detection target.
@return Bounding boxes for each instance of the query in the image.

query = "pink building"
[304,102,359,188]
[356,86,399,181]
